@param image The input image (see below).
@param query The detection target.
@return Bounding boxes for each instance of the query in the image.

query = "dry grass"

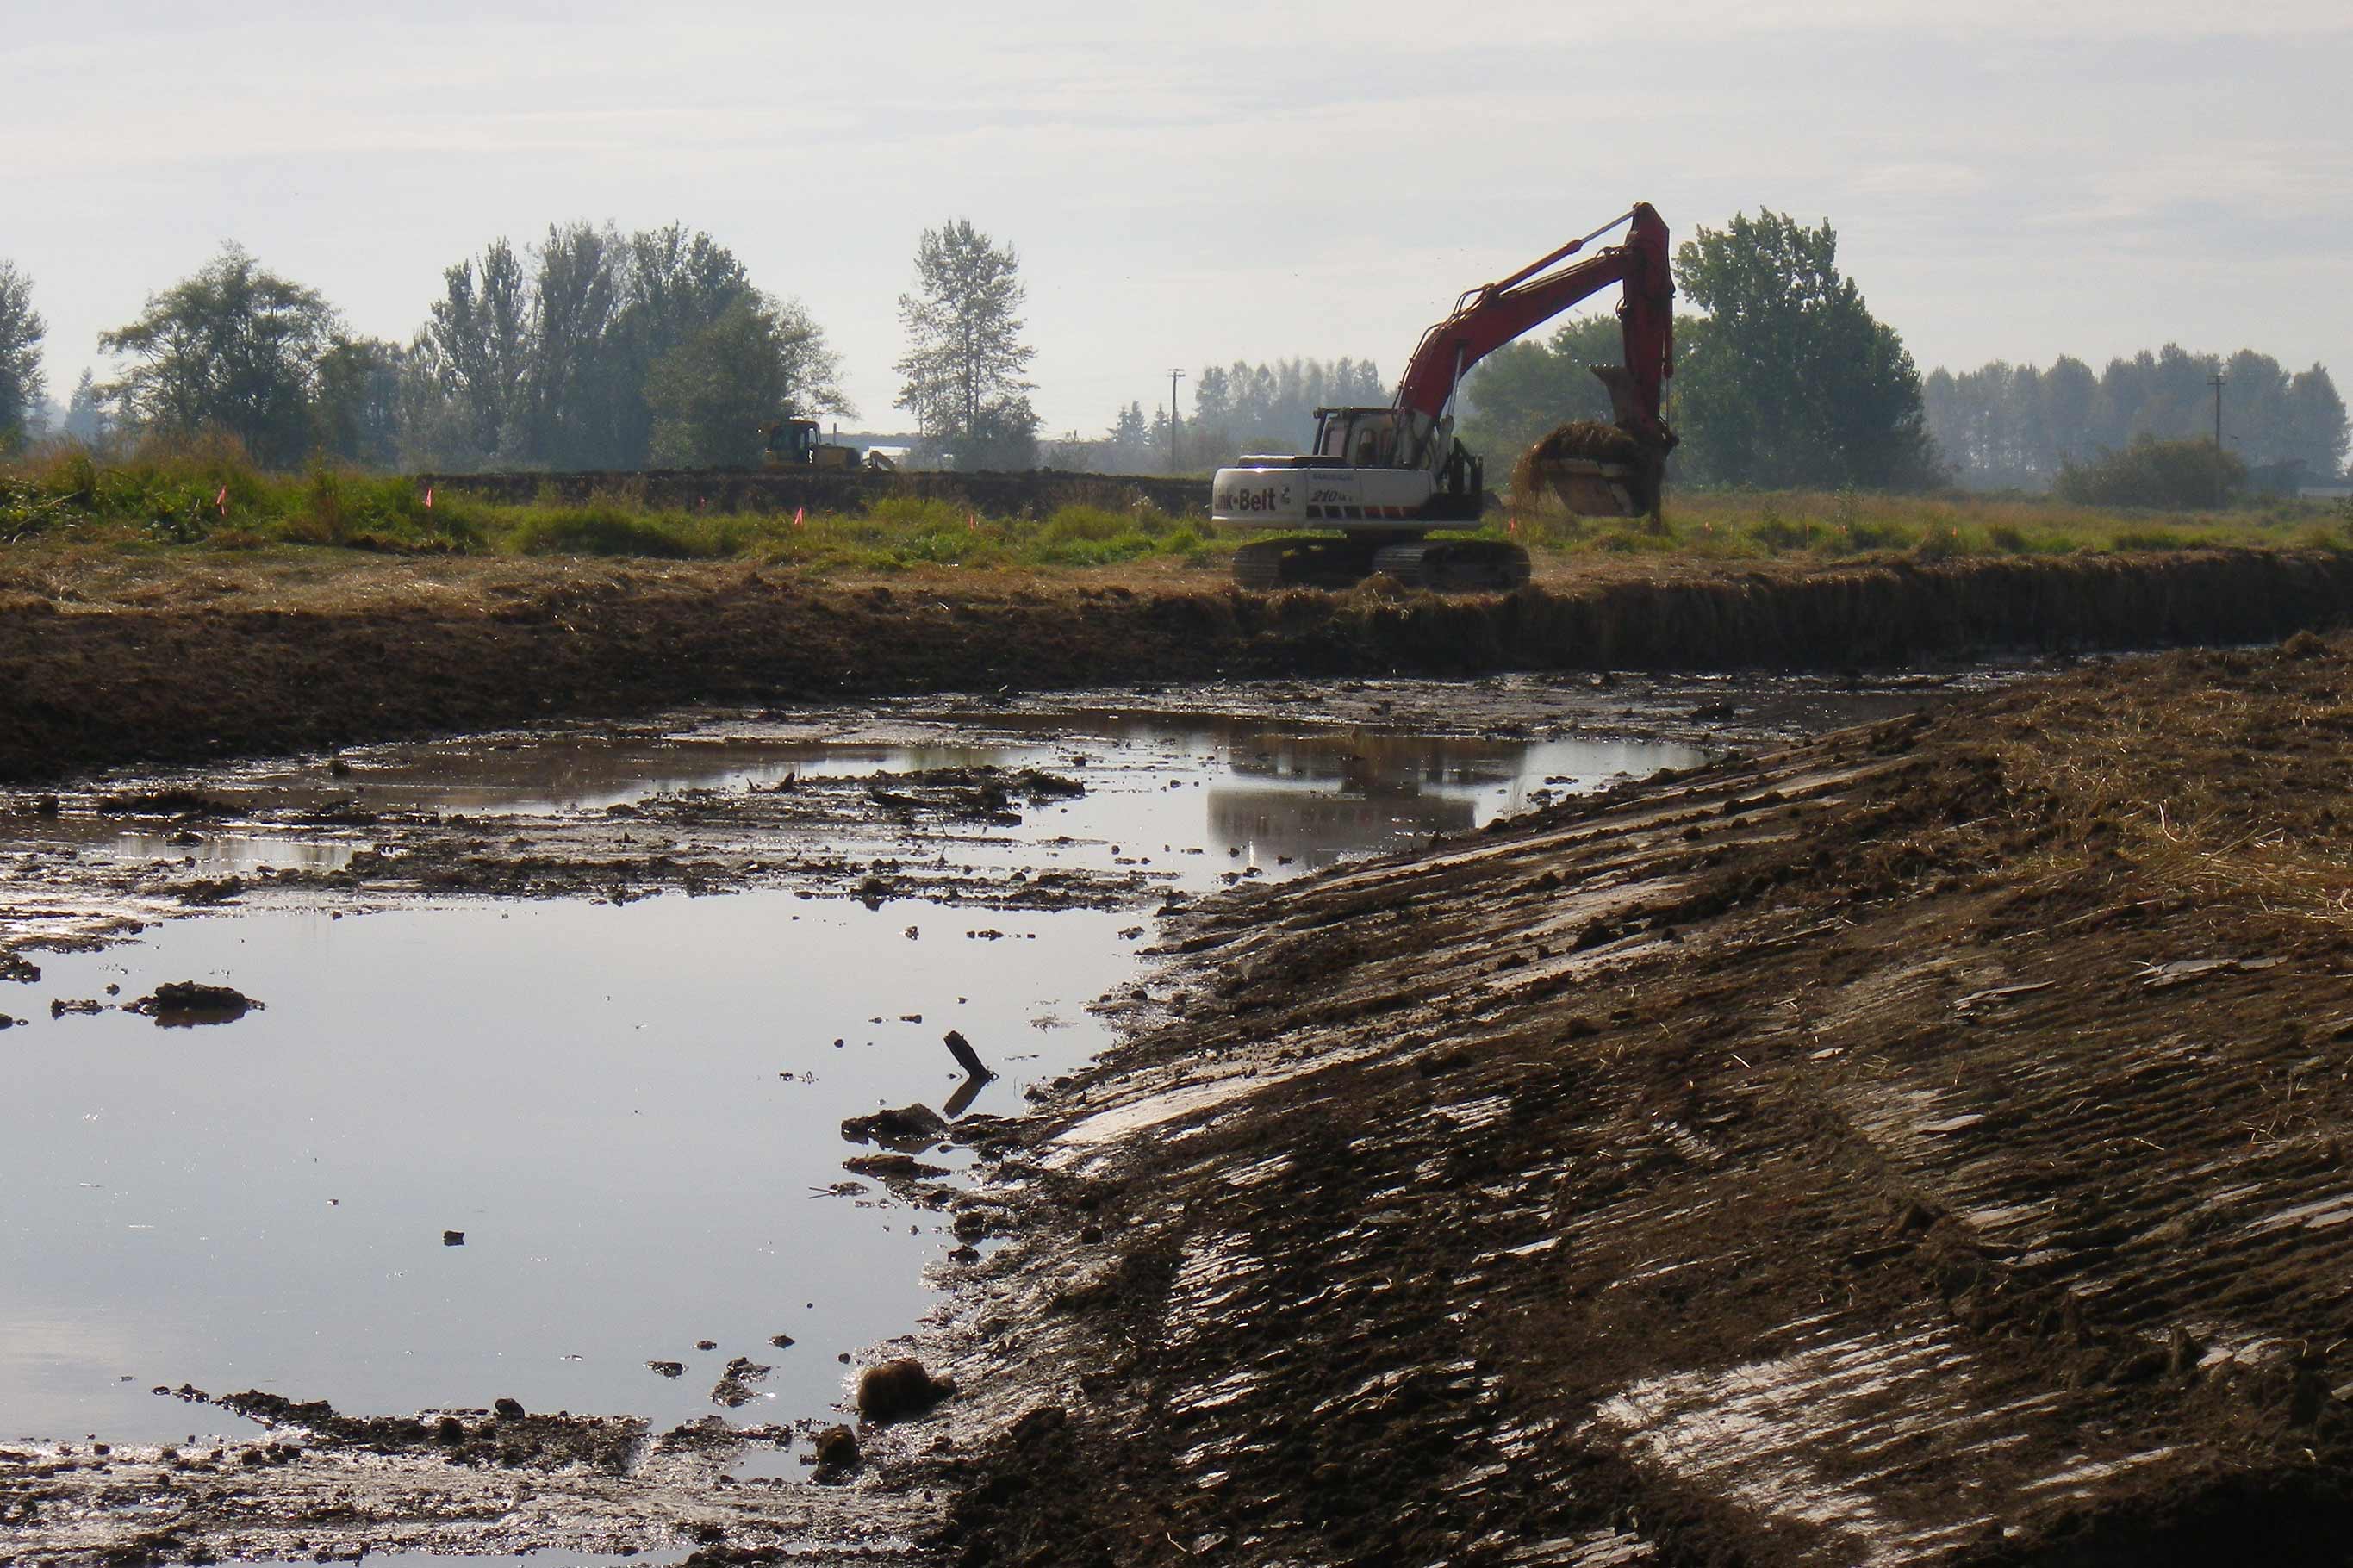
[1496,486,2351,561]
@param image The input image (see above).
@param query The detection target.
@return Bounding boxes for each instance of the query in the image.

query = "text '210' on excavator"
[1210,202,1677,591]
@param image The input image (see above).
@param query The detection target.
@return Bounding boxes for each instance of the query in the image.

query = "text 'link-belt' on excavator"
[1211,202,1677,592]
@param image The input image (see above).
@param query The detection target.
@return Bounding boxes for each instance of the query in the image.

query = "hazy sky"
[9,1,2349,438]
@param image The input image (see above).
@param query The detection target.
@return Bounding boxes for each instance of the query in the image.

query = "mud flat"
[2,675,1882,1566]
[4,546,2351,783]
[906,632,2353,1566]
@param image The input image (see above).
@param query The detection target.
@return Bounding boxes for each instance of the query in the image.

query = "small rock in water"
[856,1358,953,1422]
[696,1339,717,1351]
[443,1230,465,1247]
[646,1361,685,1378]
[493,1397,525,1419]
[840,1103,948,1147]
[769,1334,795,1349]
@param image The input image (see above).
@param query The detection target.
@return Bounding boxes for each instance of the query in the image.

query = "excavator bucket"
[1509,420,1656,519]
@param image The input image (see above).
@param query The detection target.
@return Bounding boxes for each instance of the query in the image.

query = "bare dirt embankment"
[4,546,2352,785]
[906,632,2353,1567]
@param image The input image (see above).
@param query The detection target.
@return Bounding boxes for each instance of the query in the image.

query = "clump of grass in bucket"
[1507,421,1642,502]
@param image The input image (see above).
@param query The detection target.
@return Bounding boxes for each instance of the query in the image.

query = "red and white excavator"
[1211,202,1676,590]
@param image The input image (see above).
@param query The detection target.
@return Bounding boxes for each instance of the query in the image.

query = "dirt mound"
[920,632,2353,1566]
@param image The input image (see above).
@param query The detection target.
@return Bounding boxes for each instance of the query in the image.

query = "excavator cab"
[1313,408,1404,469]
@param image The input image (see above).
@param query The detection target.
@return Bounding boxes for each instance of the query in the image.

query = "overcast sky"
[9,1,2348,437]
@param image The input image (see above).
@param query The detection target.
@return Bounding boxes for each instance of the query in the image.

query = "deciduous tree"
[98,245,340,466]
[526,221,625,470]
[420,240,532,464]
[894,220,1035,457]
[1672,211,1942,489]
[313,337,406,469]
[643,296,852,468]
[1458,314,1620,464]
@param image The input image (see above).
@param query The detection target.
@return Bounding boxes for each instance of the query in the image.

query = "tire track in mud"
[907,634,2353,1568]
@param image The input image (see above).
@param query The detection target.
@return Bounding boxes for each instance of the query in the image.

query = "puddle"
[1,894,1130,1444]
[0,677,1877,1447]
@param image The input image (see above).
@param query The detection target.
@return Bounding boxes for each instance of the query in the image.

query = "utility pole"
[2209,370,2226,447]
[1167,368,1186,475]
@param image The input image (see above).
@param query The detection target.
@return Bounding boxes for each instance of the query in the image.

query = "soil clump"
[126,980,260,1024]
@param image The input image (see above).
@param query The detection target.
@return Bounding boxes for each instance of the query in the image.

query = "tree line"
[2,218,1043,477]
[1432,210,2350,494]
[21,225,853,473]
[1924,349,2347,491]
[8,209,2350,495]
[1050,357,1388,475]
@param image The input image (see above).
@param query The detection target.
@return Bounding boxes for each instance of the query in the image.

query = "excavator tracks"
[1370,538,1532,592]
[1230,535,1531,593]
[1230,537,1380,590]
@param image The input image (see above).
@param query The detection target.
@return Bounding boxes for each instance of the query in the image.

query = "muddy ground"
[4,544,2349,784]
[0,674,1897,955]
[7,632,2353,1565]
[899,631,2353,1567]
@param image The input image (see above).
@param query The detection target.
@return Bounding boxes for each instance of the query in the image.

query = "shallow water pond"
[1,678,1817,1445]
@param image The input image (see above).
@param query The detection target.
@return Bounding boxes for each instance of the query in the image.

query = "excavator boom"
[1391,202,1674,445]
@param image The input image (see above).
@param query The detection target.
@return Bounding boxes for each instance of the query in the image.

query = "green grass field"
[4,440,2346,576]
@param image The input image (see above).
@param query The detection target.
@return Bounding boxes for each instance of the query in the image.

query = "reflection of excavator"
[1207,729,1522,867]
[761,418,893,471]
[1211,202,1676,590]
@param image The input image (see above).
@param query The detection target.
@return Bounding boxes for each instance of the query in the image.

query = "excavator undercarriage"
[1230,535,1534,592]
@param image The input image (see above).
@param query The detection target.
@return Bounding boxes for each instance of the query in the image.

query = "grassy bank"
[0,440,1215,574]
[1507,484,2353,560]
[3,440,2348,576]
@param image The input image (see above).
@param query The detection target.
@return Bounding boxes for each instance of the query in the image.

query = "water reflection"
[2,697,1714,1445]
[1208,728,1703,868]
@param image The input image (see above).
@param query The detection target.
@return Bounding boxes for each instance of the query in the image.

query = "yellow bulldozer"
[761,418,892,472]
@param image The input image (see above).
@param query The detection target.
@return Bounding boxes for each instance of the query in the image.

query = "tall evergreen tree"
[0,260,45,451]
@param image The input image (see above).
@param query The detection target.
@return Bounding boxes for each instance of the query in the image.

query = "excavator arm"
[1391,202,1674,448]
